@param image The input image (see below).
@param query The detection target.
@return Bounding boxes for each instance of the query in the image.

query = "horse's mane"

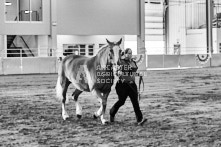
[95,45,110,69]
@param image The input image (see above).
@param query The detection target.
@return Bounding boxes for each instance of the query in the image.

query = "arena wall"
[0,54,221,75]
[0,57,57,75]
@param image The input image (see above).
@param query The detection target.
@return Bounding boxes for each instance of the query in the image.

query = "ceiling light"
[5,2,12,6]
[25,10,32,14]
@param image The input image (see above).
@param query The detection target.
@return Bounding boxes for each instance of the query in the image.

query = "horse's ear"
[117,38,122,45]
[106,39,112,45]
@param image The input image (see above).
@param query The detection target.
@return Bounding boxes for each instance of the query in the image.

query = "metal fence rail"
[0,54,221,75]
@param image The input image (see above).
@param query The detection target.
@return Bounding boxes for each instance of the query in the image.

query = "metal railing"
[1,46,220,58]
[6,48,38,57]
[1,47,53,58]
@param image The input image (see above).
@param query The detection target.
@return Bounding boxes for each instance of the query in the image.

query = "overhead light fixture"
[5,2,12,6]
[25,10,32,14]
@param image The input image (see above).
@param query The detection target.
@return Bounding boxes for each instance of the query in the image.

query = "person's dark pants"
[110,80,143,122]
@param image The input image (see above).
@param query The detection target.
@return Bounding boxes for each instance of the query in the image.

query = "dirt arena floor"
[0,67,221,147]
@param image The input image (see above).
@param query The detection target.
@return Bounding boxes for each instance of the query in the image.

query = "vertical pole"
[50,0,57,57]
[4,35,7,58]
[30,0,32,21]
[206,0,213,66]
[164,0,168,54]
[137,0,145,55]
[20,49,23,74]
[0,35,5,58]
[137,0,146,70]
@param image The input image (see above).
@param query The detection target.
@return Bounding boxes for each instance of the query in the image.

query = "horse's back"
[62,55,89,70]
[63,54,89,64]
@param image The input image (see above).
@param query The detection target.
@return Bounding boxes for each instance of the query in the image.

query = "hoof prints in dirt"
[1,69,221,146]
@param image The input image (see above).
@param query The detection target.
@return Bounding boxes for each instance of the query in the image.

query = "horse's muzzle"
[117,59,122,64]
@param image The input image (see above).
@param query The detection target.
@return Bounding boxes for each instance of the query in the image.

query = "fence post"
[163,54,165,68]
[178,54,181,68]
[2,58,4,75]
[20,49,23,74]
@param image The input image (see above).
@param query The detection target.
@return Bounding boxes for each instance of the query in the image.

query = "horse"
[56,38,122,124]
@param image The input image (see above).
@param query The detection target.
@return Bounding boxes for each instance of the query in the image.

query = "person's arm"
[133,60,144,97]
[132,60,140,76]
[115,60,124,77]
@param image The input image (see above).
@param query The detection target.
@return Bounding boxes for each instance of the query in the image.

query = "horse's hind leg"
[72,89,83,119]
[61,78,71,120]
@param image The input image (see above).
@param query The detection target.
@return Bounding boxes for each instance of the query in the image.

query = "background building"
[0,0,141,58]
[0,0,221,74]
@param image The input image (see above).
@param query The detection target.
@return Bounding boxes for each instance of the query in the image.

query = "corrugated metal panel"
[145,1,164,45]
[185,0,206,29]
[145,29,164,34]
[145,22,164,28]
[168,0,207,54]
[145,35,164,41]
[0,58,3,75]
[145,16,163,23]
[168,1,187,54]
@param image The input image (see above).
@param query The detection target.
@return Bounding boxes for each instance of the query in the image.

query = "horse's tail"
[56,60,65,101]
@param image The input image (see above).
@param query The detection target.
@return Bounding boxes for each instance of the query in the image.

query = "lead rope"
[124,75,144,102]
[138,75,144,101]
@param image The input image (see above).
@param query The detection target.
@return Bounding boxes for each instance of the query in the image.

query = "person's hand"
[117,70,122,76]
[132,56,137,60]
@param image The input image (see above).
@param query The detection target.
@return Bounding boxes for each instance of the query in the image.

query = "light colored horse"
[56,39,122,124]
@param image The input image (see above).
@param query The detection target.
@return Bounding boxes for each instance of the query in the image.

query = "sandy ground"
[0,67,221,147]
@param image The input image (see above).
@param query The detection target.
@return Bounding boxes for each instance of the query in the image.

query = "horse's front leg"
[100,93,109,124]
[93,90,109,124]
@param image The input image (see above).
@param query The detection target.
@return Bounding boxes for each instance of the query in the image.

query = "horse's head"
[106,38,122,66]
[98,38,122,70]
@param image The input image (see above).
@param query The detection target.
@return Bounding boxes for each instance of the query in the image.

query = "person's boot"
[110,115,115,122]
[137,118,147,126]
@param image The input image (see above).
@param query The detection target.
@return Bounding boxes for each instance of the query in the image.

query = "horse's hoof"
[62,115,69,121]
[93,114,98,119]
[77,114,82,119]
[105,121,109,125]
[102,120,109,125]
